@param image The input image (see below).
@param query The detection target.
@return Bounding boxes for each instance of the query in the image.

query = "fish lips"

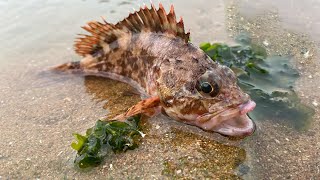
[196,100,256,137]
[213,114,256,137]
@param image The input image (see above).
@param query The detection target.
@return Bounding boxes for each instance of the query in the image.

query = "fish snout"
[194,100,257,137]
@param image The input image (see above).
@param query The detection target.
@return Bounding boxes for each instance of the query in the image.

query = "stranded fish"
[54,3,256,137]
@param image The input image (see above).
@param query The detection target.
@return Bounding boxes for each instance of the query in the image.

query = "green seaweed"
[71,115,142,169]
[200,34,315,130]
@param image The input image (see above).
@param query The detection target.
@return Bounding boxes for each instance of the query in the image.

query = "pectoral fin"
[113,96,161,120]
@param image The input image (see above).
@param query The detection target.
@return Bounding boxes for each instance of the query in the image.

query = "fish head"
[157,54,256,137]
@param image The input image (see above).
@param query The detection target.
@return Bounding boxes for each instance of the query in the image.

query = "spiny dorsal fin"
[74,3,190,57]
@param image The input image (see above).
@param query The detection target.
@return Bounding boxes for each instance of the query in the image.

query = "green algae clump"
[200,35,315,130]
[71,115,142,169]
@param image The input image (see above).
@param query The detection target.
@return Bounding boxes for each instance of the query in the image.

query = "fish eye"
[200,82,213,93]
[197,81,220,97]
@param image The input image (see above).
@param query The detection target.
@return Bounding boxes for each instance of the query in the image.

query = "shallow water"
[0,0,320,179]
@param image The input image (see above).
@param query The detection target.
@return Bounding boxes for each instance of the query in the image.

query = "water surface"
[0,0,319,179]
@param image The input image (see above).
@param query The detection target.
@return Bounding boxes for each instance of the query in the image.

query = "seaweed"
[71,115,142,169]
[200,34,315,130]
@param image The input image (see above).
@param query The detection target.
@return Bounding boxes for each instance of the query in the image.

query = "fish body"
[54,3,256,137]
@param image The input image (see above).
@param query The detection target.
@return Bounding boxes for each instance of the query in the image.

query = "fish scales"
[53,3,257,137]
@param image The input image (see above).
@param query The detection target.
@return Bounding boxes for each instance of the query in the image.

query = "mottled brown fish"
[54,3,256,137]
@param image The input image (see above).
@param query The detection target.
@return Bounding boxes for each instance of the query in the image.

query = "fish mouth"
[195,100,256,137]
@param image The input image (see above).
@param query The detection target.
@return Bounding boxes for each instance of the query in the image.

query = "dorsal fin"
[74,3,190,57]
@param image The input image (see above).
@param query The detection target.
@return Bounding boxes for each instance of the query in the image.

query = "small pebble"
[64,97,71,102]
[26,158,31,161]
[57,151,63,157]
[139,131,146,138]
[308,75,313,79]
[155,125,160,130]
[263,40,269,46]
[238,165,250,175]
[303,50,312,58]
[176,170,182,174]
[312,100,318,107]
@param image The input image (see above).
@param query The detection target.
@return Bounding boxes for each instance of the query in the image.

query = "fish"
[53,3,256,137]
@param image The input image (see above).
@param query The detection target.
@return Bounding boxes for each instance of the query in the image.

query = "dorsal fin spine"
[150,4,162,31]
[167,5,177,33]
[133,11,144,27]
[128,14,141,31]
[142,6,155,29]
[129,13,141,29]
[119,19,136,32]
[101,16,108,24]
[157,4,170,31]
[138,7,150,28]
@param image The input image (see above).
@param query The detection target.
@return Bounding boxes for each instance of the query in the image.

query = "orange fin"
[74,3,190,57]
[113,96,161,120]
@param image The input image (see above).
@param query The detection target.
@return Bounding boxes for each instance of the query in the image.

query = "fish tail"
[52,61,82,71]
[52,54,99,72]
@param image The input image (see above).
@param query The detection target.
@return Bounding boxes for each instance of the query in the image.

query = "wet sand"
[0,0,320,179]
[227,0,320,179]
